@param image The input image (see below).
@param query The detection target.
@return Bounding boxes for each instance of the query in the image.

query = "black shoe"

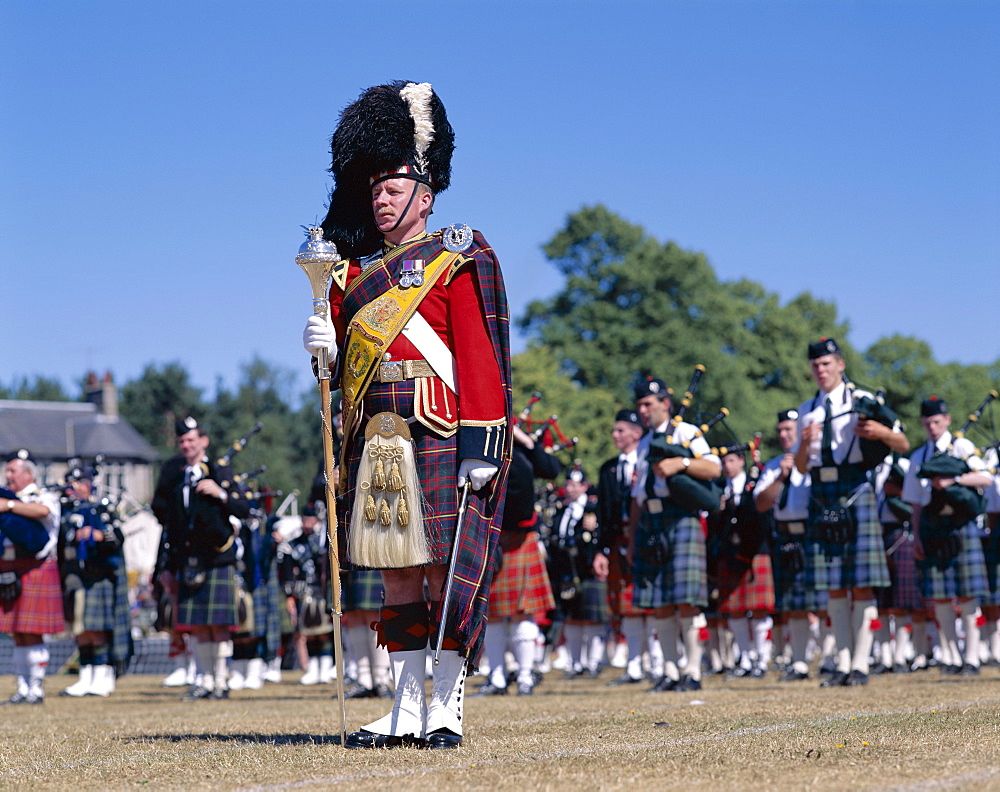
[749,666,766,679]
[373,683,394,699]
[474,682,508,696]
[673,675,702,692]
[960,663,981,677]
[209,686,230,700]
[1,691,42,706]
[820,671,849,687]
[607,673,643,687]
[891,663,911,674]
[779,668,809,682]
[869,662,890,675]
[649,675,677,692]
[846,670,868,686]
[586,667,602,679]
[426,728,462,749]
[343,682,378,699]
[818,663,838,678]
[181,685,213,702]
[725,666,752,680]
[516,681,534,696]
[560,669,582,681]
[344,730,426,749]
[940,664,962,676]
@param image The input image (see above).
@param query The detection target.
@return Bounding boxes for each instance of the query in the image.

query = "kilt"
[255,565,283,659]
[719,553,775,615]
[0,557,64,635]
[918,518,988,601]
[633,502,707,609]
[984,531,1000,606]
[176,564,239,628]
[607,549,651,618]
[488,531,555,618]
[558,578,610,623]
[80,577,117,632]
[342,569,385,612]
[771,527,828,613]
[806,466,890,591]
[341,380,460,566]
[877,524,923,611]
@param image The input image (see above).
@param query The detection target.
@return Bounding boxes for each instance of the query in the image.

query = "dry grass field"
[1,665,999,791]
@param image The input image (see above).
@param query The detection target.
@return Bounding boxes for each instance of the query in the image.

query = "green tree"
[118,362,206,459]
[0,375,71,401]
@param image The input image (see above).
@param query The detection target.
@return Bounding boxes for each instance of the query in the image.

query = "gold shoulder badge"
[330,257,349,291]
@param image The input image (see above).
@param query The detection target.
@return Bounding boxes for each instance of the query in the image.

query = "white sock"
[368,627,391,687]
[647,624,664,677]
[850,600,878,674]
[989,618,1000,663]
[511,619,539,684]
[960,600,981,667]
[195,639,216,690]
[876,617,893,667]
[654,616,681,681]
[893,616,912,666]
[827,597,852,673]
[911,620,928,666]
[751,617,772,669]
[707,625,723,673]
[346,624,374,689]
[728,616,751,669]
[26,644,49,697]
[789,616,811,674]
[933,602,960,667]
[13,646,30,696]
[563,623,584,671]
[681,615,705,681]
[583,625,605,673]
[621,617,645,679]
[820,617,837,667]
[215,640,233,689]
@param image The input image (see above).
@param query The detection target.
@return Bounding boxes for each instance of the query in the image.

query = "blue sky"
[2,1,997,401]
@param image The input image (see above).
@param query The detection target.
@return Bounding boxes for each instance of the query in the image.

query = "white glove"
[302,314,338,361]
[457,459,498,491]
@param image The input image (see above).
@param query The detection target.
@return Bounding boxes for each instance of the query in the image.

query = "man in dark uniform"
[795,337,909,687]
[545,466,608,678]
[903,397,991,676]
[629,378,720,693]
[593,409,654,685]
[58,463,130,697]
[152,417,250,700]
[302,81,512,749]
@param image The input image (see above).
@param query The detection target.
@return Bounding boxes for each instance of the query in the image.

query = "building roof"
[0,400,158,462]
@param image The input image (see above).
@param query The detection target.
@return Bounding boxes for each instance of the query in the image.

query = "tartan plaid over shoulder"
[337,229,512,662]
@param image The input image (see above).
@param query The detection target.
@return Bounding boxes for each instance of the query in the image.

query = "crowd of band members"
[3,340,999,704]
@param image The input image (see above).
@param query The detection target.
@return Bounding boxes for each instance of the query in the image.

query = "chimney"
[85,371,119,419]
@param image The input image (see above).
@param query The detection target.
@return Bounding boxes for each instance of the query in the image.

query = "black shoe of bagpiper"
[474,682,508,696]
[344,729,426,750]
[891,663,911,674]
[725,666,752,680]
[209,686,230,700]
[1,691,41,706]
[673,675,702,692]
[845,670,868,686]
[607,673,643,687]
[820,671,849,688]
[374,683,394,699]
[181,685,213,702]
[517,680,534,696]
[960,663,981,677]
[426,728,462,749]
[940,664,962,676]
[779,668,809,682]
[869,662,890,675]
[343,681,378,699]
[649,675,678,692]
[749,666,766,679]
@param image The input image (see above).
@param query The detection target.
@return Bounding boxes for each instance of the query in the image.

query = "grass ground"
[1,664,998,791]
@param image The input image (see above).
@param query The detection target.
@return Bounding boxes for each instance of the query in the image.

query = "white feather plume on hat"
[399,82,435,174]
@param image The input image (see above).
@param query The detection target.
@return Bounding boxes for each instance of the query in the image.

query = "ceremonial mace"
[296,226,348,746]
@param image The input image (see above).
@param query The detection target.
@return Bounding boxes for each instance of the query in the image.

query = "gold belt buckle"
[380,361,404,383]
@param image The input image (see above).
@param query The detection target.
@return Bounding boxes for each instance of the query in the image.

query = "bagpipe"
[515,393,579,456]
[645,365,725,515]
[843,380,903,470]
[918,390,998,523]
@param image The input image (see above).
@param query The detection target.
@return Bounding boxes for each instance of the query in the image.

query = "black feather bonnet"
[321,81,455,258]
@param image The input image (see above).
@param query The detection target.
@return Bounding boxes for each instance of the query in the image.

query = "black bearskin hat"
[321,81,455,258]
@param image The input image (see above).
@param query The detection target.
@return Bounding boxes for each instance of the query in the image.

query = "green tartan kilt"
[919,517,989,601]
[806,467,890,591]
[633,502,707,609]
[80,577,116,632]
[177,564,239,627]
[342,568,384,612]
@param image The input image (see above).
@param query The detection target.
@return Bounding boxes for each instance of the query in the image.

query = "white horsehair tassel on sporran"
[349,412,429,569]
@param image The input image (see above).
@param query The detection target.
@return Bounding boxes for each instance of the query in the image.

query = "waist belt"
[376,359,436,383]
[776,520,806,536]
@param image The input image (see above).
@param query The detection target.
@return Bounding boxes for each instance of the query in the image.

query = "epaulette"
[330,257,350,290]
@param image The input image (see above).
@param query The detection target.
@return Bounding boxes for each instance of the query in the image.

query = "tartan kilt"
[0,557,65,634]
[607,548,651,618]
[342,568,385,612]
[558,578,610,623]
[719,553,775,615]
[984,532,1000,606]
[488,530,555,618]
[176,564,239,628]
[877,524,924,611]
[80,577,117,632]
[340,381,460,566]
[633,502,707,609]
[918,518,989,601]
[806,467,890,591]
[771,530,828,613]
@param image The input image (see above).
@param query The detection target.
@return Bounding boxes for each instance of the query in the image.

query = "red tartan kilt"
[719,553,776,615]
[0,557,65,635]
[488,531,555,618]
[608,551,652,618]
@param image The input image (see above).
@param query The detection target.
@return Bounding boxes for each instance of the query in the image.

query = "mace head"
[296,226,341,300]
